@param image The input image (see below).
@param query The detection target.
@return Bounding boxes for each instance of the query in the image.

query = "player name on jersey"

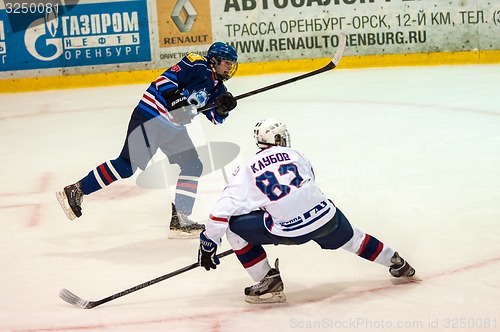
[250,152,291,173]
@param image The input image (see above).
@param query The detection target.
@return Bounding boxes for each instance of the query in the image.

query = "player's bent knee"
[110,157,134,179]
[226,229,248,251]
[179,157,203,177]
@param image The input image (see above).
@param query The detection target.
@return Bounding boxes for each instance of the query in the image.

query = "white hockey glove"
[187,90,208,108]
[166,90,209,125]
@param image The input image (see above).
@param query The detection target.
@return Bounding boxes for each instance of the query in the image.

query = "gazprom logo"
[171,0,197,33]
[24,11,63,61]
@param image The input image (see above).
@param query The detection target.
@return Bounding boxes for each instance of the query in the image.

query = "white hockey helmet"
[253,118,290,149]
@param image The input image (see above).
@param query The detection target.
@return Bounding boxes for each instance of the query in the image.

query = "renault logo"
[171,0,197,33]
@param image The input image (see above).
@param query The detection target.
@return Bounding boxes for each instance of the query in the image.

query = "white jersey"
[206,146,336,243]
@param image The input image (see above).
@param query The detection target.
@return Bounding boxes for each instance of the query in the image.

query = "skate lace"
[69,184,84,205]
[179,222,205,231]
[389,252,415,278]
[248,270,281,292]
[247,279,269,292]
[75,190,83,204]
[390,252,403,267]
[169,212,205,231]
[177,212,202,227]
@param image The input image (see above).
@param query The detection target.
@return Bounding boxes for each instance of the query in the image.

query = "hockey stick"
[197,32,347,112]
[59,249,234,309]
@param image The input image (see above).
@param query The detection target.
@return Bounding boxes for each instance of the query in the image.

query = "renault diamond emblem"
[171,0,197,33]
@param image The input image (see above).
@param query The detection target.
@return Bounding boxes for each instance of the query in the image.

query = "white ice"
[1,64,499,332]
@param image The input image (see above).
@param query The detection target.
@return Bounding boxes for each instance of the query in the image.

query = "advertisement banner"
[206,0,500,63]
[156,0,213,62]
[0,0,499,84]
[0,0,151,72]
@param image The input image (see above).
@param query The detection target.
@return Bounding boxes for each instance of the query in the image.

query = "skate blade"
[392,274,422,285]
[245,291,287,304]
[55,191,76,221]
[168,229,201,239]
[406,275,422,282]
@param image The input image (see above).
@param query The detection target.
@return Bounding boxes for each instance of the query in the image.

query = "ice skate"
[168,203,205,239]
[55,182,84,220]
[244,258,286,304]
[389,252,421,281]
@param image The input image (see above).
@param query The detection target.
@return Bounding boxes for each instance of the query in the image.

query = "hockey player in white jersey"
[197,118,417,304]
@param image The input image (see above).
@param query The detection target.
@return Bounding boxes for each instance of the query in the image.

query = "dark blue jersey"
[136,53,229,128]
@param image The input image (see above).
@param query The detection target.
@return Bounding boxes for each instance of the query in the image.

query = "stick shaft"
[233,63,336,101]
[198,32,346,112]
[197,63,333,113]
[61,249,234,309]
[97,249,234,306]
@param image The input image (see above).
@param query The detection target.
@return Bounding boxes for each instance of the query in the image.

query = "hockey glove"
[198,231,220,271]
[187,90,208,108]
[215,92,237,116]
[165,90,194,125]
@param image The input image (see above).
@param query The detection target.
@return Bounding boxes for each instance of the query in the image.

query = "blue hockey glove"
[215,92,237,116]
[198,231,220,271]
[165,90,194,125]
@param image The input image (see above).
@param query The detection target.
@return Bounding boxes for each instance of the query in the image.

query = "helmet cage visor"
[254,119,291,148]
[213,59,238,81]
[275,130,291,148]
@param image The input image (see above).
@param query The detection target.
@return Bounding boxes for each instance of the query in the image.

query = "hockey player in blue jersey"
[56,42,239,239]
[198,118,417,303]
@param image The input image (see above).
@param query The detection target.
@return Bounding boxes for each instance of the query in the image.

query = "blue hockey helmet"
[207,42,238,63]
[207,42,238,81]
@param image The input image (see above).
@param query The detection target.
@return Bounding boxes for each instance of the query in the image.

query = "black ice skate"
[168,203,205,239]
[389,252,420,281]
[244,258,286,304]
[55,182,84,220]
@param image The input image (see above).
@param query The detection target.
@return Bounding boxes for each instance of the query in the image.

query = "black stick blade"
[58,250,235,309]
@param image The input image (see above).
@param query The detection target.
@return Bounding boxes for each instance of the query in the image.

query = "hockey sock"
[341,228,395,266]
[235,243,271,282]
[174,157,203,215]
[80,157,133,195]
[357,234,384,261]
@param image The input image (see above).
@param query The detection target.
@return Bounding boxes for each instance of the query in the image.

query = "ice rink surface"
[1,64,499,331]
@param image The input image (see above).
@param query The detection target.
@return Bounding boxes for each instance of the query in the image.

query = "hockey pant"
[79,109,203,215]
[227,208,396,282]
